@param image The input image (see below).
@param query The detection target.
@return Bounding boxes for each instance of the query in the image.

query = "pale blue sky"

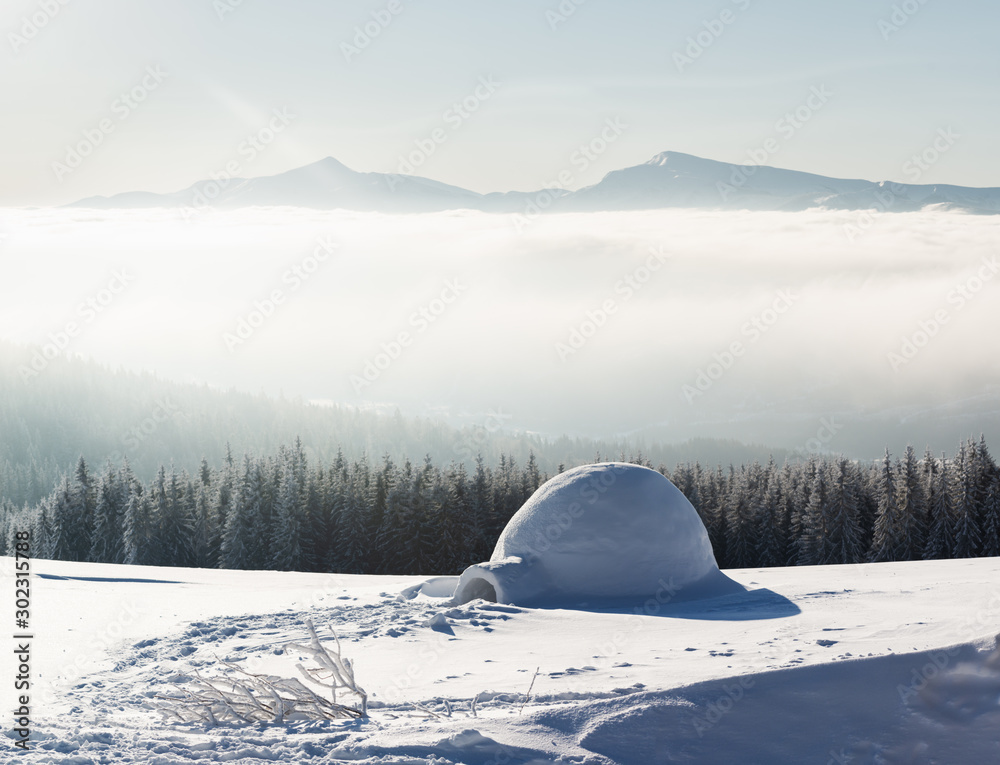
[3,0,998,206]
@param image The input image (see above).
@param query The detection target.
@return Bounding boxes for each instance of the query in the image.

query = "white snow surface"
[454,463,742,607]
[2,555,1000,763]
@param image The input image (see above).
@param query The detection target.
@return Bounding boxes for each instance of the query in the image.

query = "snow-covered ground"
[2,556,999,763]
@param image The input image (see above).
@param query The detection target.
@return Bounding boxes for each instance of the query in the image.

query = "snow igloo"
[453,462,743,608]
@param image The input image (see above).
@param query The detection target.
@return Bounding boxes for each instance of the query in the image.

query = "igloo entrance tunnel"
[453,462,743,607]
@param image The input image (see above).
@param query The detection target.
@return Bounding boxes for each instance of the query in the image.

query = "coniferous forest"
[2,436,998,575]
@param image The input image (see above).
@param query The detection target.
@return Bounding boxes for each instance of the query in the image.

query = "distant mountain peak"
[280,156,355,178]
[641,151,732,174]
[67,151,1000,215]
[313,156,353,171]
[645,150,713,166]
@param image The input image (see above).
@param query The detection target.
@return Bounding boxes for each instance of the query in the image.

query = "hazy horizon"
[19,144,1000,211]
[4,0,1000,207]
[2,205,997,459]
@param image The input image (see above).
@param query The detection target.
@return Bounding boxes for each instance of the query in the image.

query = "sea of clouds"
[1,206,997,454]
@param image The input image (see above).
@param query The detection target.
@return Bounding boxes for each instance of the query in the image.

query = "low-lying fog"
[2,206,997,458]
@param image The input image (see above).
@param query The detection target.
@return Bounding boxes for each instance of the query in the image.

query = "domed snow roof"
[454,462,742,607]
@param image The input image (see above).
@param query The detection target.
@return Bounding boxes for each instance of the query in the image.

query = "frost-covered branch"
[286,619,368,716]
[154,619,366,725]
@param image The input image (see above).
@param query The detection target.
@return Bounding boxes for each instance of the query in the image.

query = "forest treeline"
[1,437,997,573]
[0,341,788,507]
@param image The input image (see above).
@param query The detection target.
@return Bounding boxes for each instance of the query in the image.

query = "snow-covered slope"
[3,555,999,763]
[565,151,1000,213]
[564,151,872,211]
[68,157,561,214]
[68,151,1000,214]
[70,157,482,213]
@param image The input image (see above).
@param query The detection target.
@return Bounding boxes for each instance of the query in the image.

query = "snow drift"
[454,462,743,607]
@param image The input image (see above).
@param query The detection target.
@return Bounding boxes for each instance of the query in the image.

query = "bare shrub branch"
[154,619,366,725]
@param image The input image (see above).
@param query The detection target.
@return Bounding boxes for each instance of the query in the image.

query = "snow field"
[1,556,999,763]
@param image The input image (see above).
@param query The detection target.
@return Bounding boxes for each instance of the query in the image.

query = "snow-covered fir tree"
[951,442,982,558]
[869,450,902,562]
[15,437,1000,575]
[823,459,864,565]
[90,461,126,564]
